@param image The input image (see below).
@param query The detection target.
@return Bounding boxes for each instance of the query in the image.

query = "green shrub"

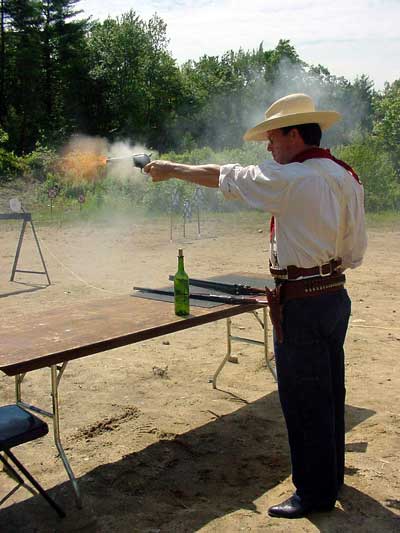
[335,136,400,211]
[139,143,269,213]
[24,144,59,181]
[162,143,268,166]
[0,127,27,181]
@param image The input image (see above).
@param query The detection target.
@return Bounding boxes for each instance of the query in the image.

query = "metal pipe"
[15,374,25,403]
[212,318,233,389]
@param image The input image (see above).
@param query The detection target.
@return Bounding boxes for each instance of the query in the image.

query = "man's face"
[266,128,298,164]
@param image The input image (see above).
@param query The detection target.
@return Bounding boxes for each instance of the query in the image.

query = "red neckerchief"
[269,147,362,241]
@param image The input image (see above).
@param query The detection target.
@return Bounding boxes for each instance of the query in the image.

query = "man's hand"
[144,160,174,182]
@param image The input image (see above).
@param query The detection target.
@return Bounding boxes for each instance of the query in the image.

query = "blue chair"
[0,404,65,517]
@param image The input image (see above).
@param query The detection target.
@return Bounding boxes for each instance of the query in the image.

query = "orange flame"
[56,150,108,182]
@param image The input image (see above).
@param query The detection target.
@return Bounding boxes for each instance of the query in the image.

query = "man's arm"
[144,160,221,188]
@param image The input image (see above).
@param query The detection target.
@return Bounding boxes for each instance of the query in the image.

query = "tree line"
[1,1,400,210]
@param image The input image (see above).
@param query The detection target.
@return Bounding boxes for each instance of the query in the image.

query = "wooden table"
[0,290,269,507]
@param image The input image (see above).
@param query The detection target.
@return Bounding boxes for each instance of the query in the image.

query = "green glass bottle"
[174,249,190,316]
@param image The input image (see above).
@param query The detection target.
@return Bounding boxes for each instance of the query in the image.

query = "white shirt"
[219,158,367,271]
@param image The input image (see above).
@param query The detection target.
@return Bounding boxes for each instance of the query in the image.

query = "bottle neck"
[177,255,185,273]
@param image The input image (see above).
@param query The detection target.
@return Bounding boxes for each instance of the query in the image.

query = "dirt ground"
[0,211,399,533]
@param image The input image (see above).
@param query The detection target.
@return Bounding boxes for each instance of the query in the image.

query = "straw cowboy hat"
[243,93,341,141]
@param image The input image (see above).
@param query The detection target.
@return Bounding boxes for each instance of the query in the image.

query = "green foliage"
[0,126,27,181]
[335,136,400,211]
[141,144,270,212]
[0,1,382,156]
[0,127,8,144]
[86,11,184,149]
[0,4,399,215]
[24,143,59,180]
[1,0,90,152]
[0,147,26,181]
[373,80,400,174]
[162,143,268,166]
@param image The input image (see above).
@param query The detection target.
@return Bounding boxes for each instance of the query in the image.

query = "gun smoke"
[58,134,153,183]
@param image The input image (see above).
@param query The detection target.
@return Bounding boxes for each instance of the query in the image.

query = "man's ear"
[289,128,302,144]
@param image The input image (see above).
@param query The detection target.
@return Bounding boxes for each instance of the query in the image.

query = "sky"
[78,0,400,90]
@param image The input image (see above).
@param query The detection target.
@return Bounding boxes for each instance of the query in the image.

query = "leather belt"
[265,273,346,344]
[270,258,342,280]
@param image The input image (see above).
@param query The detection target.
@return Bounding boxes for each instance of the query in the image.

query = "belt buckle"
[273,272,288,280]
[319,262,332,277]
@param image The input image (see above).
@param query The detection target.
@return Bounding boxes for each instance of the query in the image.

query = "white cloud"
[79,0,400,88]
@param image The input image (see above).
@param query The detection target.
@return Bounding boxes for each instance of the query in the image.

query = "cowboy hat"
[243,93,341,141]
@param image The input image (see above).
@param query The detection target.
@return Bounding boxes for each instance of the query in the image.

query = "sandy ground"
[0,211,399,533]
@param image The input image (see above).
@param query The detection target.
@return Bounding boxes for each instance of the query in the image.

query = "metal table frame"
[14,363,81,507]
[212,309,276,388]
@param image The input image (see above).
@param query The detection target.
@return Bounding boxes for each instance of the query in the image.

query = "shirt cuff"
[219,164,240,198]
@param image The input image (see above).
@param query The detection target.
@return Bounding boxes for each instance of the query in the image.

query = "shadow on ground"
[1,392,397,532]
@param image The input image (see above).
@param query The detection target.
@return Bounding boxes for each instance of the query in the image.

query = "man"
[145,93,367,519]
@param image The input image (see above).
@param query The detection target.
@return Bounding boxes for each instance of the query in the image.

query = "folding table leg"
[14,366,82,508]
[212,318,235,389]
[212,308,276,389]
[50,365,82,508]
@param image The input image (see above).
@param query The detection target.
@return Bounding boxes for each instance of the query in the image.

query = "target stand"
[0,213,51,285]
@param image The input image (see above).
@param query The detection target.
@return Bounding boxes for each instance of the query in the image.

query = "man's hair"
[281,123,322,146]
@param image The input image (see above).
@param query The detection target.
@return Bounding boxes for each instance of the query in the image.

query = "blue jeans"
[274,288,351,507]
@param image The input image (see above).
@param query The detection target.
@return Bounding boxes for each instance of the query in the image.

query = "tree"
[1,0,89,152]
[86,11,184,150]
[39,0,90,142]
[373,79,400,175]
[336,135,400,211]
[0,0,10,123]
[3,0,43,152]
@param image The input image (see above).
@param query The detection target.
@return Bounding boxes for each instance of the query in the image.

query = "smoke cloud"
[58,135,153,183]
[240,57,369,149]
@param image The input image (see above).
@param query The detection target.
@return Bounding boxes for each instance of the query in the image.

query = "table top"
[0,273,270,376]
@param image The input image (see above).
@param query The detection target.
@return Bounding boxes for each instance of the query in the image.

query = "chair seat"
[0,405,48,450]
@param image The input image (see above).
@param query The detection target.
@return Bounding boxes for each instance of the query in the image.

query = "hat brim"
[243,111,341,141]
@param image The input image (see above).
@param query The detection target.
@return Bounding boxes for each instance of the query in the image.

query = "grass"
[2,175,400,232]
[365,211,400,230]
[18,202,400,233]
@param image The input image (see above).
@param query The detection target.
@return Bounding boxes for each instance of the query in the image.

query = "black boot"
[268,494,334,519]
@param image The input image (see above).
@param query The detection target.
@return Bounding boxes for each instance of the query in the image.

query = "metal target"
[9,198,22,213]
[48,188,57,199]
[183,200,192,221]
[192,186,204,207]
[170,188,181,212]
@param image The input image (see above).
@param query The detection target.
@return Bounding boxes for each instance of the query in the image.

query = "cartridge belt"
[269,258,342,280]
[265,273,346,344]
[279,273,346,304]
